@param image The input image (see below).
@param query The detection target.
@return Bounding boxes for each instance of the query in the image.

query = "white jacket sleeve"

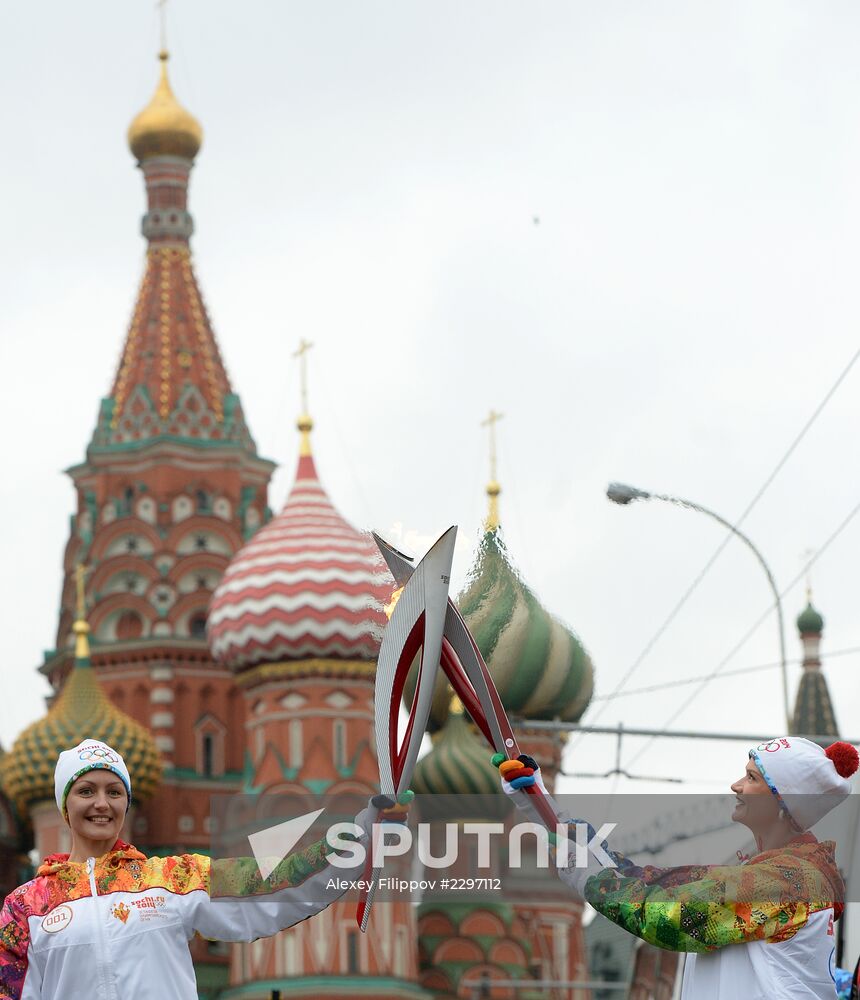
[183,818,370,942]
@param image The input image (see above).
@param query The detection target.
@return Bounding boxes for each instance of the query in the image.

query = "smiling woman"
[61,767,129,864]
[0,739,378,1000]
[500,736,859,1000]
[728,757,788,850]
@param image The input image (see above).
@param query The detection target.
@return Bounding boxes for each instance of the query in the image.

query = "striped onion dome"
[408,528,593,732]
[1,621,161,816]
[208,450,392,669]
[413,702,502,798]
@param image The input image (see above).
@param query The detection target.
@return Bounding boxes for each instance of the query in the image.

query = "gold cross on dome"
[292,339,314,416]
[292,339,315,456]
[74,563,90,620]
[481,409,504,530]
[156,0,169,52]
[800,547,816,600]
[481,409,504,484]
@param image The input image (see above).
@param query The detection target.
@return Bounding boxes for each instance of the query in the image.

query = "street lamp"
[606,481,790,731]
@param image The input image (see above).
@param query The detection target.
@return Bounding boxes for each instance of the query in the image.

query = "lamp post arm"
[653,492,790,731]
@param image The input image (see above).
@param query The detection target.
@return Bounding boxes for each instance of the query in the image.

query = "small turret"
[791,591,838,740]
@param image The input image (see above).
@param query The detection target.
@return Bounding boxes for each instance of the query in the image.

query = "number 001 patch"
[41,905,73,934]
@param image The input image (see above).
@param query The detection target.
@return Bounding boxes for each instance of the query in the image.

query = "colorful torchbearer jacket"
[583,832,844,999]
[0,839,344,1000]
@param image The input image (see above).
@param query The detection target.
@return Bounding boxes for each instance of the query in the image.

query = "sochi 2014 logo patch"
[129,895,168,922]
[78,744,119,764]
[41,905,73,934]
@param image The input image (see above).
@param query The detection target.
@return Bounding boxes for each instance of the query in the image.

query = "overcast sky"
[3,0,859,829]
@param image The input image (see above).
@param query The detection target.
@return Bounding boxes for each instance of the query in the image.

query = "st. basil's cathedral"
[0,47,839,1000]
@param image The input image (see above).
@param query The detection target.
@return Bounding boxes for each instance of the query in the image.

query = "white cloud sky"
[2,0,859,836]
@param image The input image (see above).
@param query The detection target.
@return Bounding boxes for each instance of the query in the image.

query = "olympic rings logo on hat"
[78,746,119,763]
[757,739,791,753]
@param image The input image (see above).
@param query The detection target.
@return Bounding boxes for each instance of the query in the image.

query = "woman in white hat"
[0,738,388,1000]
[499,737,858,999]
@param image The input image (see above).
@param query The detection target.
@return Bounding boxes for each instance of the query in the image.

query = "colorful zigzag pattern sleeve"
[0,896,31,1000]
[584,850,839,953]
[208,838,332,900]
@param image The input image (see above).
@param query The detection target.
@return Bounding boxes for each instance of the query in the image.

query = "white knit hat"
[749,737,858,831]
[54,739,132,816]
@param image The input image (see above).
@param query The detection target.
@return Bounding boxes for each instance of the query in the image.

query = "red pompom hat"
[749,737,858,831]
[825,741,859,778]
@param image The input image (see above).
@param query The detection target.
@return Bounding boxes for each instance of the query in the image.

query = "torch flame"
[384,586,404,619]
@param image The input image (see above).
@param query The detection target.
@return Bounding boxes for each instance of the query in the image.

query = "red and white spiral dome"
[208,449,392,669]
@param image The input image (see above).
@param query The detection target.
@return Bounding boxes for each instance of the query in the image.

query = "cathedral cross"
[293,339,315,456]
[292,339,314,416]
[481,409,504,485]
[75,563,90,620]
[481,409,504,529]
[800,547,816,600]
[156,0,169,52]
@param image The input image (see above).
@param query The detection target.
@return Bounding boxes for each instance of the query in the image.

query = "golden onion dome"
[1,622,162,816]
[128,51,203,162]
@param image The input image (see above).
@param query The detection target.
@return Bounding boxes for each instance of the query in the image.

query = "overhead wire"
[625,492,860,770]
[570,342,860,751]
[562,771,730,788]
[589,644,860,702]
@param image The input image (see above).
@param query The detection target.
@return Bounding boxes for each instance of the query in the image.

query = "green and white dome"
[405,527,593,732]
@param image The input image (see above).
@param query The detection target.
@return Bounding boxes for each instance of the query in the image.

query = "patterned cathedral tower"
[39,48,274,862]
[791,594,839,739]
[209,357,427,998]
